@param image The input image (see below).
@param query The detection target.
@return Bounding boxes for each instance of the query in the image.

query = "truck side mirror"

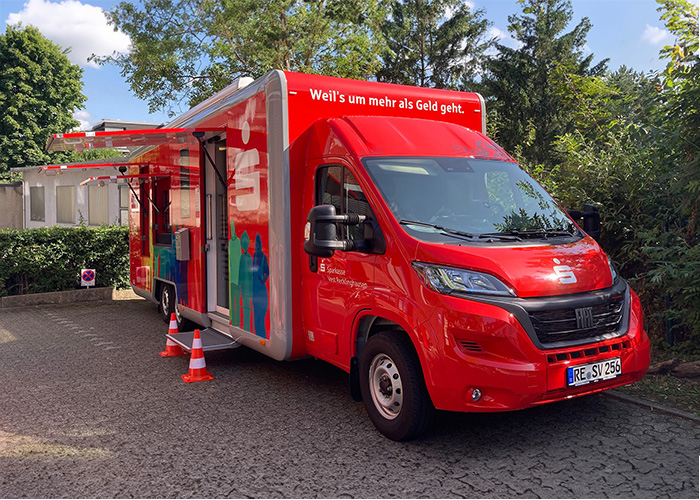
[303,204,367,258]
[568,203,601,241]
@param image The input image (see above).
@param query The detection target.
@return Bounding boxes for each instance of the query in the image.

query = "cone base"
[160,348,186,357]
[181,372,215,383]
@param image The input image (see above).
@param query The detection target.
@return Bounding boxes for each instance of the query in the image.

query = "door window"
[180,148,191,219]
[88,184,109,225]
[56,186,75,224]
[154,178,172,245]
[316,165,372,242]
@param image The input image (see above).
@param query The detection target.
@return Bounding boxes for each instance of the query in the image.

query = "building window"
[88,184,109,225]
[56,185,75,224]
[119,185,129,226]
[30,186,45,221]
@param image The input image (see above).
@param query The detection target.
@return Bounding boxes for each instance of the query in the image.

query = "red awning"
[41,161,146,172]
[39,160,198,173]
[46,127,224,152]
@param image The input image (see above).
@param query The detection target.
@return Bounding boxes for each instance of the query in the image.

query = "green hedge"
[0,225,129,296]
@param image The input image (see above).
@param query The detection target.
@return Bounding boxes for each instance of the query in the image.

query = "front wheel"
[359,332,434,441]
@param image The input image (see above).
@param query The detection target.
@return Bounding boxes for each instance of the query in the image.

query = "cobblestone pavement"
[0,299,698,498]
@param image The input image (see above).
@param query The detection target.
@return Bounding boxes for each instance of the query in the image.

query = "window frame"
[118,185,129,226]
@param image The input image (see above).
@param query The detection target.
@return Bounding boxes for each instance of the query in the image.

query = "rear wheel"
[159,283,195,331]
[174,301,195,331]
[359,332,434,441]
[159,284,175,323]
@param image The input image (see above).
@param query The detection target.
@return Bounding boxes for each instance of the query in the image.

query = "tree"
[643,0,700,348]
[0,24,85,175]
[97,0,388,115]
[481,0,606,169]
[376,0,493,89]
[537,0,700,349]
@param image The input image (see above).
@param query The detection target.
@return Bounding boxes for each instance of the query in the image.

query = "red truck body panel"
[46,70,650,425]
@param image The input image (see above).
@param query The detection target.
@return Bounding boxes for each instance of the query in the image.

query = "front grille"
[529,294,625,347]
[458,340,483,353]
[546,341,629,364]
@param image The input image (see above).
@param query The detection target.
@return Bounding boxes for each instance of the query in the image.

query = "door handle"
[206,194,213,241]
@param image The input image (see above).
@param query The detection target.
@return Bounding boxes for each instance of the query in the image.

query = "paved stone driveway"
[0,299,698,498]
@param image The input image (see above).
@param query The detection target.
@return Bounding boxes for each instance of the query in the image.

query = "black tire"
[175,302,196,332]
[159,284,175,323]
[359,332,434,441]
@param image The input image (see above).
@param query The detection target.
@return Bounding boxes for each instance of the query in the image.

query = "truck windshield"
[362,157,578,239]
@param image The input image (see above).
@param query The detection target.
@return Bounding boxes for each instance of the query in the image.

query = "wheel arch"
[350,312,431,404]
[154,278,177,303]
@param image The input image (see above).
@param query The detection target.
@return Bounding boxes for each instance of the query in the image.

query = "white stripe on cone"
[192,336,203,350]
[189,357,207,370]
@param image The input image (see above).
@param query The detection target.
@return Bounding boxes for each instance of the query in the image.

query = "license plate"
[567,357,621,387]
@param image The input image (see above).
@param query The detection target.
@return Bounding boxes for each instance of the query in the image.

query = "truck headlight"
[607,255,618,283]
[412,262,515,297]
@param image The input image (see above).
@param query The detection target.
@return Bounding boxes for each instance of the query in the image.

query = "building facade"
[12,163,130,229]
[0,182,23,229]
[9,120,161,229]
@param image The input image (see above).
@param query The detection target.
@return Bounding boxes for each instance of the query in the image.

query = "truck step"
[166,328,240,352]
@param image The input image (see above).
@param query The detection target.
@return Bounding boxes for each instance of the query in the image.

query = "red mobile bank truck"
[47,70,650,440]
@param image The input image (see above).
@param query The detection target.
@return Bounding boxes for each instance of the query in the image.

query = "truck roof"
[46,70,489,158]
[327,116,515,161]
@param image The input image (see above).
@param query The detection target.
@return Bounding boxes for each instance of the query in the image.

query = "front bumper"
[417,284,650,413]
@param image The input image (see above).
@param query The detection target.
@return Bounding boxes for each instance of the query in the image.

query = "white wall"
[21,167,124,228]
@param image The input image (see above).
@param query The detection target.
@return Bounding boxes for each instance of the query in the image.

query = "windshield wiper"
[477,232,523,242]
[519,228,577,238]
[399,219,476,240]
[486,228,576,240]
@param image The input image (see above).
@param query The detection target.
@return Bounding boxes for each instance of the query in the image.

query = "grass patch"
[616,347,700,417]
[616,375,700,417]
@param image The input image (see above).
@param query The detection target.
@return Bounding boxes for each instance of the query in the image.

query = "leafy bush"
[0,225,129,296]
[526,13,700,352]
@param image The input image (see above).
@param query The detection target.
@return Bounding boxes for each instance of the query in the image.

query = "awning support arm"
[128,181,160,214]
[127,182,149,214]
[143,185,160,214]
[193,131,226,190]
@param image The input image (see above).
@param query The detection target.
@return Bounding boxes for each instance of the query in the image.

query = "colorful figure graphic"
[238,231,253,331]
[252,233,269,338]
[228,221,242,326]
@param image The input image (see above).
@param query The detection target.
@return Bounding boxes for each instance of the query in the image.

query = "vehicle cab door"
[301,162,379,367]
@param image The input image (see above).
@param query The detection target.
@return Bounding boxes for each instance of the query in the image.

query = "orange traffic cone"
[159,313,186,357]
[181,329,215,383]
